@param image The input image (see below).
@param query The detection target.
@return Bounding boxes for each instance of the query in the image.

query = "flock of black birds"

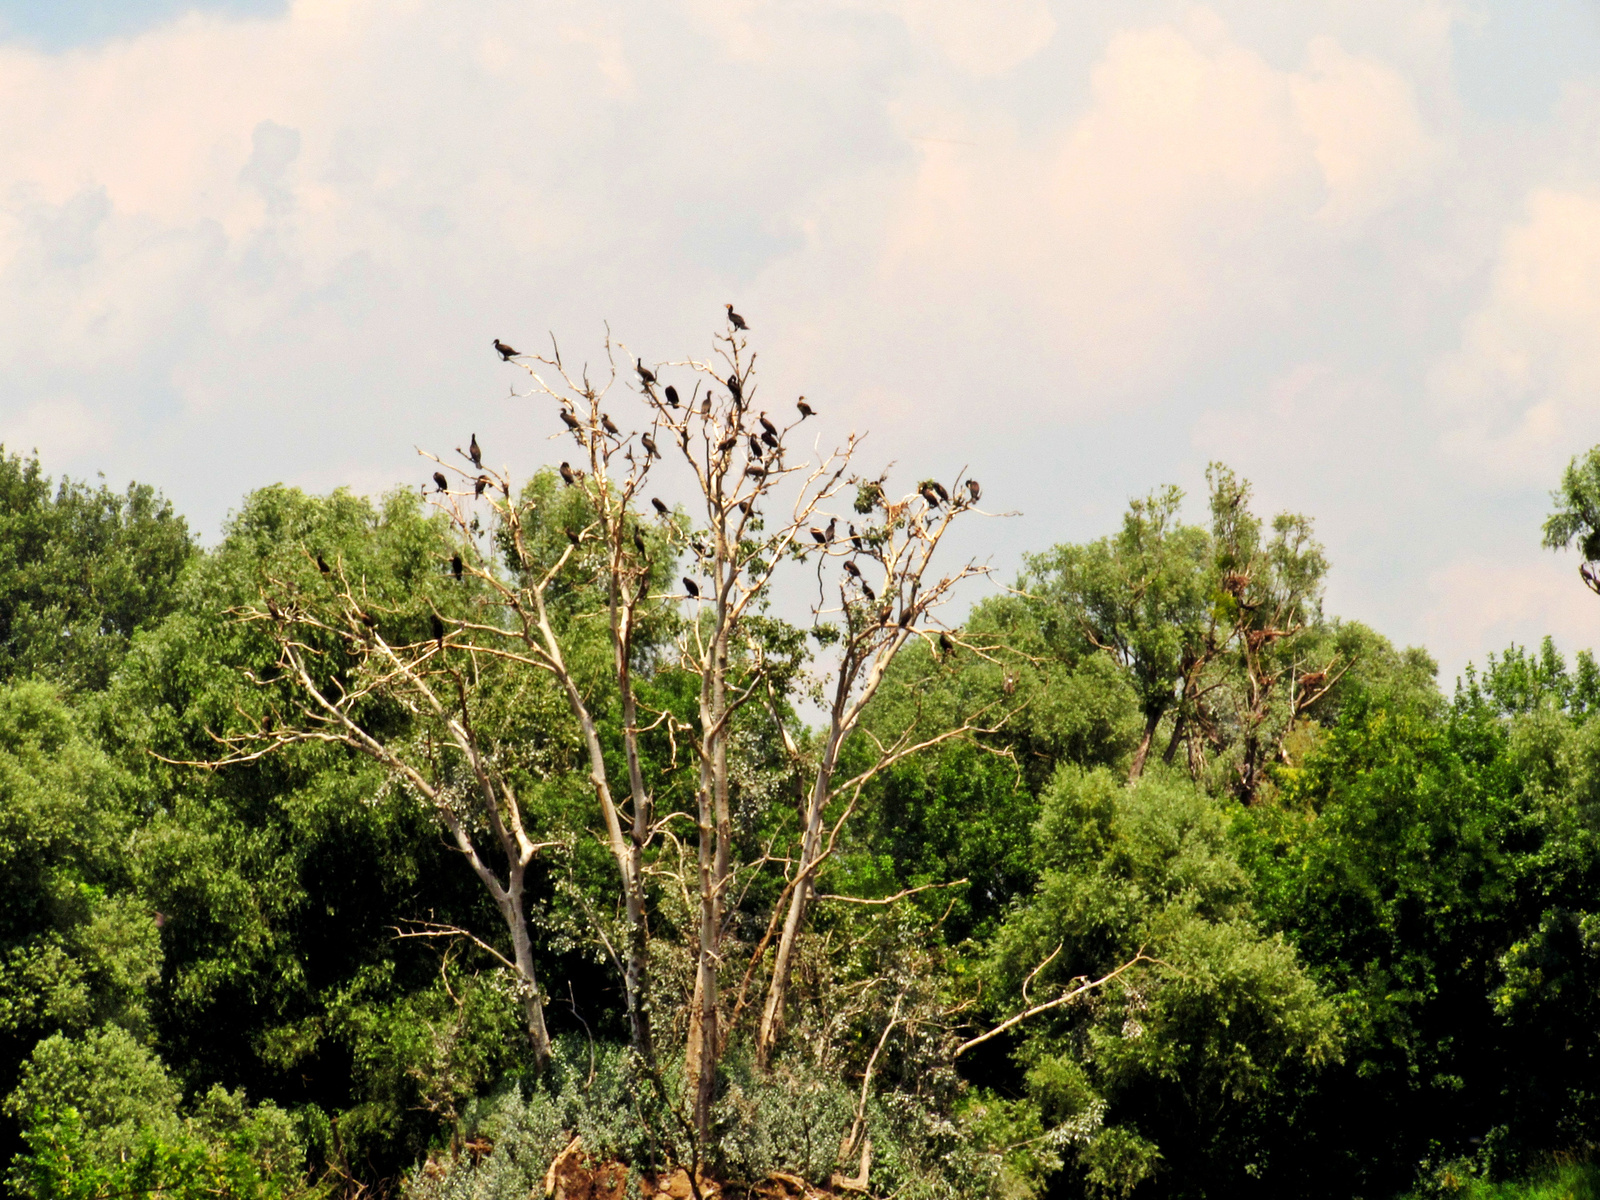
[462,305,976,650]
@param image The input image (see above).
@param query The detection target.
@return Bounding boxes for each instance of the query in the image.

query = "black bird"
[432,614,446,649]
[266,598,282,621]
[758,412,777,437]
[761,429,778,449]
[652,497,669,515]
[824,517,836,542]
[475,475,489,496]
[878,604,892,626]
[317,554,331,575]
[567,530,582,547]
[967,479,981,503]
[469,433,482,467]
[665,384,681,408]
[862,582,875,602]
[745,465,767,479]
[559,462,577,487]
[843,559,860,578]
[601,413,619,436]
[359,610,378,629]
[796,396,814,418]
[899,608,912,628]
[849,524,863,552]
[737,499,754,515]
[810,526,827,545]
[682,577,700,599]
[727,374,743,404]
[725,303,748,331]
[633,528,647,556]
[700,396,712,416]
[637,359,656,386]
[932,481,950,503]
[749,434,764,458]
[451,554,463,580]
[559,408,582,431]
[719,434,739,453]
[433,471,449,493]
[919,484,940,507]
[494,339,520,361]
[939,632,955,656]
[641,433,659,458]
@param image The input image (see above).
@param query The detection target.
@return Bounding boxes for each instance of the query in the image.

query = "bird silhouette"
[682,577,700,599]
[931,481,950,503]
[796,397,814,418]
[849,524,863,552]
[566,530,582,547]
[727,374,743,404]
[494,339,520,360]
[469,434,482,467]
[433,471,449,493]
[761,430,778,449]
[749,435,764,458]
[317,554,331,575]
[843,560,861,578]
[641,433,659,458]
[665,384,681,408]
[652,497,669,515]
[919,484,940,507]
[475,475,489,496]
[559,462,577,487]
[451,554,463,580]
[939,632,955,656]
[700,396,712,416]
[758,413,777,437]
[725,303,748,331]
[601,413,619,436]
[824,517,837,542]
[637,359,656,386]
[862,581,876,602]
[967,479,981,503]
[559,408,582,431]
[633,528,647,556]
[810,526,827,545]
[745,465,767,479]
[432,614,446,648]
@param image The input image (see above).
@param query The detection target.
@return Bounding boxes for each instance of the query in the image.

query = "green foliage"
[0,448,194,692]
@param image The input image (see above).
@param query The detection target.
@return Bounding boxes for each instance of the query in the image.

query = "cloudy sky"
[2,0,1599,681]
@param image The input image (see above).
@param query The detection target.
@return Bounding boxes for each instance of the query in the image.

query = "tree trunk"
[503,872,552,1067]
[1128,708,1162,780]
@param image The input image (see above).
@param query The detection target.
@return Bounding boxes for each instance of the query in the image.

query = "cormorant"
[749,435,764,458]
[633,528,647,556]
[682,577,700,599]
[476,475,490,496]
[810,527,827,545]
[849,524,863,552]
[796,397,814,418]
[494,339,519,361]
[719,434,739,453]
[967,479,981,502]
[725,303,748,331]
[862,582,875,602]
[665,385,681,408]
[932,481,950,503]
[652,497,669,515]
[939,632,955,656]
[451,554,463,580]
[641,433,659,458]
[727,374,743,404]
[359,610,378,629]
[919,484,940,507]
[317,554,331,575]
[566,530,581,547]
[758,413,777,437]
[824,517,836,542]
[433,471,449,493]
[843,560,860,578]
[637,359,656,386]
[560,408,582,431]
[432,614,446,648]
[469,434,481,467]
[761,430,778,449]
[744,465,767,479]
[559,462,577,487]
[601,413,619,435]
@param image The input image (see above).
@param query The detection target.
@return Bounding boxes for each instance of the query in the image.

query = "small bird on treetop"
[919,484,940,507]
[682,577,700,599]
[665,385,681,408]
[844,559,860,578]
[849,524,863,552]
[810,526,827,545]
[862,581,875,602]
[758,412,777,437]
[641,433,659,458]
[468,434,482,467]
[939,632,955,656]
[761,430,778,449]
[725,303,748,331]
[559,462,576,487]
[932,481,950,503]
[494,339,519,361]
[796,397,814,418]
[967,479,981,503]
[451,554,463,580]
[652,497,669,515]
[433,471,449,493]
[727,374,743,404]
[559,408,582,431]
[749,435,764,458]
[475,475,489,496]
[637,359,656,386]
[432,614,446,648]
[824,517,836,542]
[601,413,619,436]
[317,553,331,575]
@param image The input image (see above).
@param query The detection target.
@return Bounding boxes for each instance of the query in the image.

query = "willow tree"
[202,316,998,1142]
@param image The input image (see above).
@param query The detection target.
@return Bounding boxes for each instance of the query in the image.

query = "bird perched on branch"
[824,517,836,542]
[652,497,669,515]
[636,359,656,387]
[932,481,950,503]
[939,632,955,657]
[494,339,519,361]
[919,484,939,507]
[468,434,482,467]
[665,385,681,408]
[475,475,489,496]
[317,554,331,575]
[719,433,739,453]
[843,560,860,578]
[761,429,778,449]
[682,577,700,599]
[559,408,582,431]
[797,397,814,418]
[600,413,618,436]
[559,462,576,487]
[633,528,647,556]
[849,524,863,552]
[745,465,767,479]
[749,435,764,458]
[727,374,743,404]
[810,526,827,545]
[451,554,463,580]
[641,432,659,459]
[967,479,981,503]
[431,614,446,649]
[862,581,876,602]
[758,412,777,437]
[725,303,748,331]
[433,471,449,493]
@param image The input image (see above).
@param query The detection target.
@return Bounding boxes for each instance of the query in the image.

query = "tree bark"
[1128,707,1162,780]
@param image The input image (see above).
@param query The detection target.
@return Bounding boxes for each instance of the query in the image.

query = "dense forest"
[4,328,1600,1200]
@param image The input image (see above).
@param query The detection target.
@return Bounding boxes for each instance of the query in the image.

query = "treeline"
[2,426,1599,1200]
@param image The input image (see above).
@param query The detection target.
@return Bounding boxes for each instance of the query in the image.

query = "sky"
[1,0,1600,684]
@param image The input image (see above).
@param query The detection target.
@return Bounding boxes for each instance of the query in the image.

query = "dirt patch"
[542,1139,851,1200]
